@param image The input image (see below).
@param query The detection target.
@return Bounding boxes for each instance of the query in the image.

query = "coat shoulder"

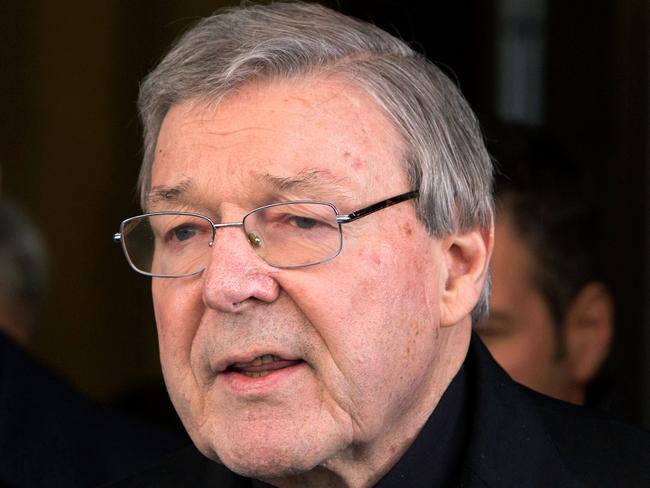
[527,387,650,486]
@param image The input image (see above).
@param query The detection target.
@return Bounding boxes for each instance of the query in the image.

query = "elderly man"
[112,2,648,487]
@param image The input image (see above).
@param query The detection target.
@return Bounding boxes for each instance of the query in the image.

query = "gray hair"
[137,1,493,321]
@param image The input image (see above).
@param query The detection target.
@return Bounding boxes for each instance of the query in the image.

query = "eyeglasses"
[114,190,419,277]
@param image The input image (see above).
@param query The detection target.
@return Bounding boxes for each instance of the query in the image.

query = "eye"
[172,226,198,241]
[291,216,318,229]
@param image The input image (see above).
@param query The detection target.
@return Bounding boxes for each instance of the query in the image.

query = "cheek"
[354,241,441,356]
[491,324,556,386]
[354,240,418,294]
[490,337,537,382]
[291,238,439,389]
[151,279,209,440]
[357,239,438,315]
[152,280,204,369]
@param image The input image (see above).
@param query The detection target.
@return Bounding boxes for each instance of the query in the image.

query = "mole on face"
[402,223,413,236]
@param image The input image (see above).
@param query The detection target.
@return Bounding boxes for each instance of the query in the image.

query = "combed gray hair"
[137,1,493,321]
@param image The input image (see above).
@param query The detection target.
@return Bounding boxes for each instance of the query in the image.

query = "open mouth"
[225,354,303,378]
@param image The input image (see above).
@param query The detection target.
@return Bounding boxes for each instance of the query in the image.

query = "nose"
[201,225,280,313]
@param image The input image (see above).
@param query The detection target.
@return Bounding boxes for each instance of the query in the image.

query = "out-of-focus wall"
[0,0,238,401]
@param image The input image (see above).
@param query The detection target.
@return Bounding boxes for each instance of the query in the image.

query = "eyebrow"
[145,168,353,212]
[146,178,194,210]
[255,169,353,202]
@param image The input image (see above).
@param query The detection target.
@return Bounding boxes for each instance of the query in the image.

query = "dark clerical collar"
[373,364,470,487]
[252,364,470,488]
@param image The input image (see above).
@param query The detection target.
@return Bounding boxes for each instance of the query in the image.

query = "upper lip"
[213,350,303,373]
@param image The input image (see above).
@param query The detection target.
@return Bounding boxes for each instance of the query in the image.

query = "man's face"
[478,211,572,400]
[149,77,451,479]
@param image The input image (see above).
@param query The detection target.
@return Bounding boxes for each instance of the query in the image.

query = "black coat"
[0,333,187,487]
[107,335,650,487]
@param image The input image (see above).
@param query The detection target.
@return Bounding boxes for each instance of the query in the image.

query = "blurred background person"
[477,126,617,411]
[0,194,187,487]
[0,197,48,347]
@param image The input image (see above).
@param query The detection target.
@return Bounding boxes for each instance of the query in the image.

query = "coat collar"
[460,335,581,487]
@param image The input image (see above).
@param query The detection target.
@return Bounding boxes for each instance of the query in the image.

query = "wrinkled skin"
[149,76,483,487]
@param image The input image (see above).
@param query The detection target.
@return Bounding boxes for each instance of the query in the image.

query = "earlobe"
[439,225,494,327]
[563,282,614,384]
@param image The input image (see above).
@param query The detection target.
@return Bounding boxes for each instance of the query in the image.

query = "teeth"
[262,354,274,364]
[242,371,270,378]
[234,355,277,368]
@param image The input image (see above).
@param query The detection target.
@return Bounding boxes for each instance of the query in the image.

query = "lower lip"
[218,361,306,395]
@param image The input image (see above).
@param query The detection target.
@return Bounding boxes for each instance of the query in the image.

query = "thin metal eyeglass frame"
[114,190,419,277]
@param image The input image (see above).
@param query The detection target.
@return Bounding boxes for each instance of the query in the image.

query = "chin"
[220,450,315,480]
[197,418,349,480]
[211,437,324,480]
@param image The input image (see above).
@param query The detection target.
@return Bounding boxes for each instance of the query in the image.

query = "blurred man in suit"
[0,197,186,487]
[0,197,48,347]
[477,130,614,407]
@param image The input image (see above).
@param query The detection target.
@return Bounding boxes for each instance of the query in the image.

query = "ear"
[563,282,614,384]
[439,224,494,327]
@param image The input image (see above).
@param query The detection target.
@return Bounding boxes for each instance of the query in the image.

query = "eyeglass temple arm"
[337,190,419,223]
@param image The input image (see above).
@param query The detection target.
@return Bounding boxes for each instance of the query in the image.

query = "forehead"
[149,76,408,209]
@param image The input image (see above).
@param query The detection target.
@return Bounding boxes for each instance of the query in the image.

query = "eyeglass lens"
[245,202,341,268]
[121,202,342,276]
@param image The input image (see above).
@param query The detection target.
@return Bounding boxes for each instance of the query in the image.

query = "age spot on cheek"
[402,223,413,236]
[352,157,365,171]
[369,252,382,266]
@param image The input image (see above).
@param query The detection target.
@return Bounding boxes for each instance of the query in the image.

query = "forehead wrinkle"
[201,125,276,139]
